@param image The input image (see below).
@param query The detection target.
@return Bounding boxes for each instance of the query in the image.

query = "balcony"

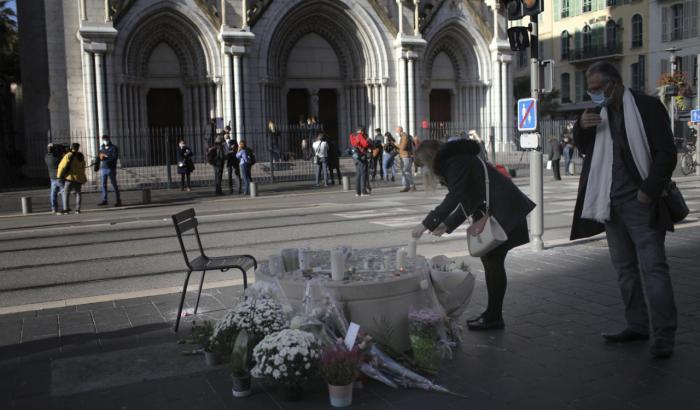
[569,42,623,64]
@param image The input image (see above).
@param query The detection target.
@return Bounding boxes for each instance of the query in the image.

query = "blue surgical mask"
[587,91,608,107]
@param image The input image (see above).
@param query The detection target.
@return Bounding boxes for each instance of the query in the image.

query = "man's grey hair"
[585,62,623,85]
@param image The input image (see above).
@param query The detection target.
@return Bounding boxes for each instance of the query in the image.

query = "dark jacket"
[177,146,194,175]
[99,144,119,169]
[546,139,562,161]
[45,153,60,180]
[570,90,677,240]
[422,140,536,238]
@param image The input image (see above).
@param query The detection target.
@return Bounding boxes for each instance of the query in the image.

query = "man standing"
[45,143,64,215]
[349,126,370,197]
[98,136,121,207]
[571,62,678,358]
[546,136,562,181]
[397,126,416,192]
[57,143,87,214]
[224,130,241,194]
[235,140,254,196]
[369,128,384,181]
[312,133,329,187]
[208,135,226,196]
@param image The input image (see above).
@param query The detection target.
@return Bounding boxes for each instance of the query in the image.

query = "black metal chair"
[171,208,257,332]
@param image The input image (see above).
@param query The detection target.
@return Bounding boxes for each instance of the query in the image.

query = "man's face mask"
[102,139,110,145]
[587,82,615,108]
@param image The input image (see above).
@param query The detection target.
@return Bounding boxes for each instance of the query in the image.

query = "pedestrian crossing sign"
[518,98,538,131]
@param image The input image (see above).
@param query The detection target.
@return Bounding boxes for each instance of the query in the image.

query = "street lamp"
[665,47,681,138]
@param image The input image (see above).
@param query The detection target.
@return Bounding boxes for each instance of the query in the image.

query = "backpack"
[206,145,219,165]
[247,148,256,166]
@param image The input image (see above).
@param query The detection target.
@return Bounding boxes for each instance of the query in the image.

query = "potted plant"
[251,329,320,402]
[230,329,252,398]
[191,320,220,366]
[320,343,362,408]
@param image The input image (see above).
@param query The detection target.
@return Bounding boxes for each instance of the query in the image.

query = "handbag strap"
[457,157,491,219]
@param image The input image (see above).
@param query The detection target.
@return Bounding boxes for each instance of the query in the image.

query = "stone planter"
[231,374,252,398]
[328,384,353,407]
[203,351,220,366]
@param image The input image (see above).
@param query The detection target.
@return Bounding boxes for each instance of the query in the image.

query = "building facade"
[18,0,519,176]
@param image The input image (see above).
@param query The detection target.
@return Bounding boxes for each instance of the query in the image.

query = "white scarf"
[581,88,652,223]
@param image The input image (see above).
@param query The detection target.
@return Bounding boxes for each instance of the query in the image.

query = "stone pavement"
[1,225,699,410]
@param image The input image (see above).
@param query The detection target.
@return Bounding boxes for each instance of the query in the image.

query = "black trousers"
[213,165,224,194]
[180,173,191,189]
[552,159,561,180]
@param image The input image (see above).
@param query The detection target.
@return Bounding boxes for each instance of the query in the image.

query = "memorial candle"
[331,249,345,281]
[396,248,407,270]
[407,239,418,258]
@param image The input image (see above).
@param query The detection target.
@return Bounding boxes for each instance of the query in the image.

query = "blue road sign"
[518,98,538,131]
[691,109,700,124]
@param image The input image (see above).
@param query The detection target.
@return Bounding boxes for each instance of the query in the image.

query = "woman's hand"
[431,223,448,237]
[411,224,427,239]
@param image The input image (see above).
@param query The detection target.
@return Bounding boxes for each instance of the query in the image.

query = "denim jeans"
[240,163,252,195]
[50,179,64,212]
[315,158,329,186]
[605,198,677,343]
[382,153,396,180]
[100,167,121,202]
[62,181,82,211]
[401,157,415,188]
[354,158,368,195]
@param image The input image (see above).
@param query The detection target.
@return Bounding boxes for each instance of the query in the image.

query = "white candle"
[397,248,407,270]
[268,255,284,274]
[298,247,311,271]
[407,239,418,258]
[331,249,345,281]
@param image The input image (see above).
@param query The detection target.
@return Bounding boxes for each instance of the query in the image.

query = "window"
[575,71,584,102]
[605,20,618,49]
[631,56,645,93]
[583,0,592,12]
[583,25,592,53]
[671,4,684,40]
[561,73,571,103]
[606,0,617,6]
[631,15,643,48]
[562,0,570,17]
[561,31,570,59]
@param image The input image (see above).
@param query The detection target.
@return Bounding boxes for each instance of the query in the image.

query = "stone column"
[94,51,107,137]
[397,55,406,129]
[413,0,420,36]
[241,0,247,29]
[500,56,509,152]
[232,53,243,141]
[223,51,233,130]
[381,78,389,132]
[192,86,200,132]
[82,50,96,146]
[373,82,381,132]
[396,0,404,35]
[209,82,217,121]
[407,53,416,137]
[200,85,208,133]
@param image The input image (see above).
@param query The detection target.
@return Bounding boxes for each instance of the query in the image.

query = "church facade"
[18,0,515,162]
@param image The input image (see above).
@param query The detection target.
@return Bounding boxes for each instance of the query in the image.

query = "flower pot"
[203,351,220,366]
[231,374,252,398]
[328,383,353,407]
[278,384,303,402]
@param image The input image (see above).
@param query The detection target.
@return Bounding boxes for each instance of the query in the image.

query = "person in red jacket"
[349,126,371,196]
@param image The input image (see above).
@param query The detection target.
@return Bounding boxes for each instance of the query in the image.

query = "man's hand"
[411,224,427,239]
[637,190,652,204]
[580,109,602,129]
[98,153,106,160]
[431,223,448,237]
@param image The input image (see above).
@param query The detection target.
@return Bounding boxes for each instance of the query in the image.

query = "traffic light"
[502,0,543,20]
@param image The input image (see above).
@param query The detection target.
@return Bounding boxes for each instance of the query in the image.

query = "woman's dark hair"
[70,143,80,151]
[384,132,394,142]
[585,62,622,85]
[414,140,443,172]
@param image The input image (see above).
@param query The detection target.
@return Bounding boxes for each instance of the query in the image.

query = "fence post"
[165,128,173,189]
[342,176,350,191]
[21,197,32,214]
[142,188,151,204]
[249,181,257,197]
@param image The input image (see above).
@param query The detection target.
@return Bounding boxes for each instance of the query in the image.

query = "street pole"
[696,53,700,176]
[529,15,544,251]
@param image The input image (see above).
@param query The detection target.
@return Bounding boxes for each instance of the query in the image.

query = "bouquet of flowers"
[211,296,287,356]
[251,329,321,387]
[320,342,362,386]
[408,307,444,374]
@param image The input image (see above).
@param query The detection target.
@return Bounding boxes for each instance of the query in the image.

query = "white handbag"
[461,158,508,257]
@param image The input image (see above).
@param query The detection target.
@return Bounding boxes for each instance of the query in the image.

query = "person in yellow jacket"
[57,143,87,214]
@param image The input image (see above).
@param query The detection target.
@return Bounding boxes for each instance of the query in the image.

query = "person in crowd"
[397,126,416,192]
[176,139,195,192]
[546,136,563,181]
[45,143,65,215]
[208,135,226,196]
[572,62,678,358]
[412,139,535,330]
[350,126,371,197]
[369,128,384,182]
[382,132,398,182]
[268,119,281,162]
[327,136,342,185]
[562,135,575,175]
[97,135,121,207]
[313,133,329,187]
[57,143,87,215]
[236,140,254,195]
[468,129,488,162]
[224,131,241,194]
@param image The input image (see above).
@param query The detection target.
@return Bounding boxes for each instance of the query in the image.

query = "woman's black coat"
[177,146,194,175]
[570,91,677,240]
[422,139,535,237]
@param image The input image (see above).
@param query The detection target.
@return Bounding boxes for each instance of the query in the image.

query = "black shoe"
[97,201,108,206]
[601,329,650,343]
[114,202,122,207]
[650,339,674,359]
[467,317,505,331]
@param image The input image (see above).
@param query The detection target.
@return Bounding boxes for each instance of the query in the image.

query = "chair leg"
[194,270,207,315]
[235,267,248,289]
[174,270,193,332]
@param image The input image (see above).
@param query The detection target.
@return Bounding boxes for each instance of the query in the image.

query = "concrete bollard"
[341,176,350,191]
[249,182,257,198]
[21,197,32,215]
[568,162,576,176]
[142,188,151,204]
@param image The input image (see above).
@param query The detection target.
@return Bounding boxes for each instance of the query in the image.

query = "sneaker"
[186,187,192,192]
[355,194,361,197]
[97,201,108,206]
[54,211,62,216]
[74,210,81,215]
[114,202,122,207]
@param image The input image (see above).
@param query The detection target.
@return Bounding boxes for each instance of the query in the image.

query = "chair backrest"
[172,208,205,268]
